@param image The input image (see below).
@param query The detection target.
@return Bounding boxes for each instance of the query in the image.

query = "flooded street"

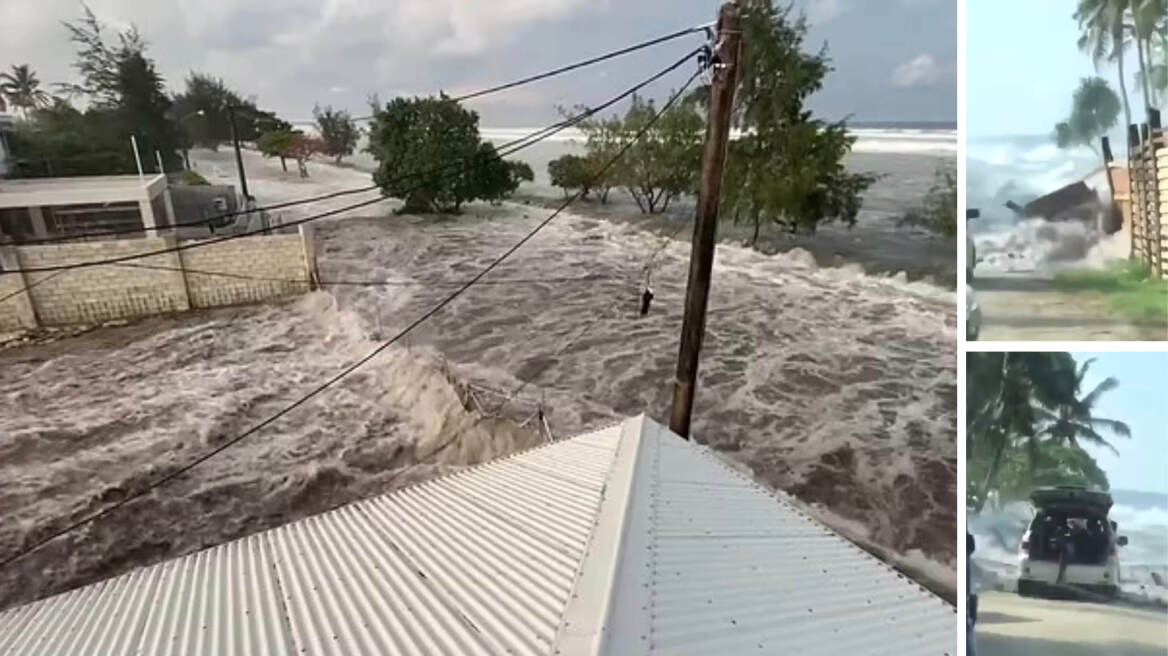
[0,148,958,609]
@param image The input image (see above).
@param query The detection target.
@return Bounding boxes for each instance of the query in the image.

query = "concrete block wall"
[15,238,189,326]
[0,230,315,330]
[180,234,311,308]
[0,247,36,332]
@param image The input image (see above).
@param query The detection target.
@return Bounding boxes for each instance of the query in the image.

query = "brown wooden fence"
[1128,123,1166,279]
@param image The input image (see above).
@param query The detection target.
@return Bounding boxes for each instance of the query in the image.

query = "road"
[975,590,1168,655]
[973,274,1167,341]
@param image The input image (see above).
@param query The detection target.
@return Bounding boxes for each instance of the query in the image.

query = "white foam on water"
[478,127,957,155]
[0,148,958,609]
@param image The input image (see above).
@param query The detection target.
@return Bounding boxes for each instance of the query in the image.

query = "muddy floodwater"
[0,150,958,609]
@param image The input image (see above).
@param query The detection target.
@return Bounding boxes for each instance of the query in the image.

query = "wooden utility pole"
[668,1,742,439]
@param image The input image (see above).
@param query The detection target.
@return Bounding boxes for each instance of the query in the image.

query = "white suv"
[1017,486,1127,599]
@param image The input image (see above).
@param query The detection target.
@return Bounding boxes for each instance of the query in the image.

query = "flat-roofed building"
[0,174,174,244]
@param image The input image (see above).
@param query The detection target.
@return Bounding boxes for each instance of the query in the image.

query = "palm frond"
[1081,376,1120,409]
[1088,416,1132,439]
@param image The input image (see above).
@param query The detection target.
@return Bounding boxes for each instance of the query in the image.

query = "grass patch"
[1053,260,1168,324]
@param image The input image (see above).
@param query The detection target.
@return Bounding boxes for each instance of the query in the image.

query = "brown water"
[0,151,958,609]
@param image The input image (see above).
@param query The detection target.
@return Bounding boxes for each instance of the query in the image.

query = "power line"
[353,23,710,119]
[489,217,694,417]
[452,24,710,103]
[112,260,605,288]
[4,27,710,244]
[0,63,704,570]
[0,46,700,269]
[0,270,66,307]
[9,79,629,248]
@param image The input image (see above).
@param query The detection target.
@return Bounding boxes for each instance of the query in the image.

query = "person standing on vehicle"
[1056,518,1088,584]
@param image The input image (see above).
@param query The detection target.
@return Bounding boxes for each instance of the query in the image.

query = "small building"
[0,174,174,244]
[0,415,955,655]
[0,112,14,177]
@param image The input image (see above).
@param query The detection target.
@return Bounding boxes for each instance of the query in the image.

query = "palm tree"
[966,353,1080,511]
[0,64,52,117]
[1076,0,1134,134]
[1133,0,1168,108]
[1033,358,1132,456]
[1127,0,1166,111]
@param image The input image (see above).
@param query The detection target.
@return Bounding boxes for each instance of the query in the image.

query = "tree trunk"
[335,154,344,164]
[628,187,647,213]
[280,157,288,172]
[1138,37,1152,114]
[751,218,760,246]
[660,193,674,214]
[973,436,1007,514]
[1118,29,1133,140]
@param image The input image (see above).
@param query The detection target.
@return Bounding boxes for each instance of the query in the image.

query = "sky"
[967,0,1160,139]
[0,0,955,127]
[1074,352,1168,496]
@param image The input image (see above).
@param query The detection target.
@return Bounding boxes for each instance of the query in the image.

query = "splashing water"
[0,150,958,609]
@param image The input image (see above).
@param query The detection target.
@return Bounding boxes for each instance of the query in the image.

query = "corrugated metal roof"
[0,416,956,655]
[583,420,956,655]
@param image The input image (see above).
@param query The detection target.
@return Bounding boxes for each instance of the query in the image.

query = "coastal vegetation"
[967,352,1131,512]
[1053,259,1168,322]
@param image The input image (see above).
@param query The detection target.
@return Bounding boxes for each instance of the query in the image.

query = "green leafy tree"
[114,51,183,171]
[967,353,1129,512]
[7,102,136,177]
[290,133,324,178]
[366,95,511,213]
[967,352,1074,511]
[548,154,592,198]
[573,111,624,203]
[721,1,878,244]
[313,104,361,163]
[899,164,957,239]
[171,73,281,150]
[506,160,534,189]
[61,4,183,171]
[992,444,1111,505]
[461,143,520,205]
[617,94,703,214]
[257,129,298,172]
[0,64,52,116]
[1055,77,1122,153]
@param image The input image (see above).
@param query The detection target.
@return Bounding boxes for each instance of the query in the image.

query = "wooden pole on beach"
[1101,137,1120,235]
[1129,124,1142,266]
[668,1,742,440]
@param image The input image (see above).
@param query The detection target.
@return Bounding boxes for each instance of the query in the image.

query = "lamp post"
[178,109,205,171]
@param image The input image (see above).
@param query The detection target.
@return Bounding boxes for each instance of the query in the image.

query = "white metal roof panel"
[0,422,623,656]
[0,416,956,655]
[579,419,956,656]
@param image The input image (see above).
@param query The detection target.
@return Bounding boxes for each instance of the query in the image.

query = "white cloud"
[806,0,846,24]
[891,54,944,89]
[0,0,596,122]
